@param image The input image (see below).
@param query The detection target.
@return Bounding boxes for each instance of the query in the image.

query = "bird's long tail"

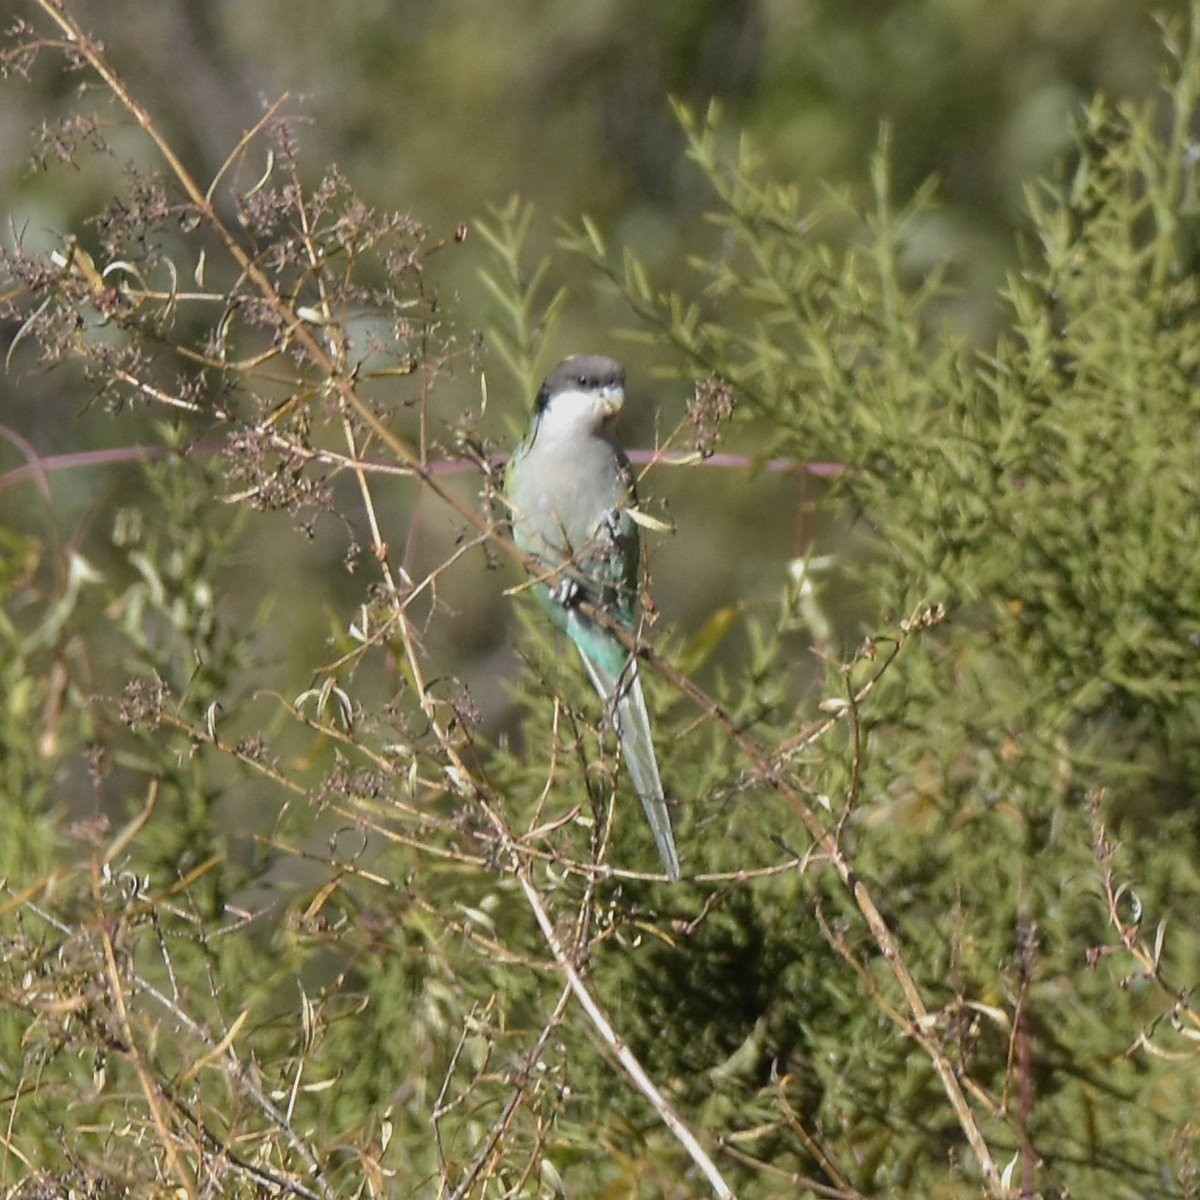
[570,617,680,881]
[615,665,681,882]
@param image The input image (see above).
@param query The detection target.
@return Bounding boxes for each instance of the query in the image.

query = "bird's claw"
[599,507,623,546]
[549,577,581,607]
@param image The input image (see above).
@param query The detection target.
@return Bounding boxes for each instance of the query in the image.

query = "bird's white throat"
[538,386,623,440]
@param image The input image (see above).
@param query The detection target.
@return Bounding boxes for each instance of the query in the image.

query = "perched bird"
[505,355,681,880]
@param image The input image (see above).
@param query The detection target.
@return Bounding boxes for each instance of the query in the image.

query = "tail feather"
[616,666,681,882]
[570,614,681,881]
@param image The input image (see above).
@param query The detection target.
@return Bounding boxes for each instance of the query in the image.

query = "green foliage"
[552,12,1200,1196]
[4,3,1200,1199]
[476,199,568,410]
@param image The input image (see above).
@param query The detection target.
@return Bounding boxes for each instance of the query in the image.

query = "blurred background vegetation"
[4,0,1193,767]
[3,0,1200,1197]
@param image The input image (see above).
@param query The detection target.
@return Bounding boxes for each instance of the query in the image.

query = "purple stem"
[0,426,846,497]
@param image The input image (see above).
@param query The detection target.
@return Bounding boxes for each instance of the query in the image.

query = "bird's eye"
[576,375,589,387]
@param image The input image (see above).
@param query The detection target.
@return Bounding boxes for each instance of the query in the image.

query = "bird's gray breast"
[508,428,637,584]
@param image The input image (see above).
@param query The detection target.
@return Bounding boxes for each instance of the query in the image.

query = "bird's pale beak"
[598,386,625,418]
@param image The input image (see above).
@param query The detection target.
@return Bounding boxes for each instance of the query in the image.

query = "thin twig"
[514,866,738,1200]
